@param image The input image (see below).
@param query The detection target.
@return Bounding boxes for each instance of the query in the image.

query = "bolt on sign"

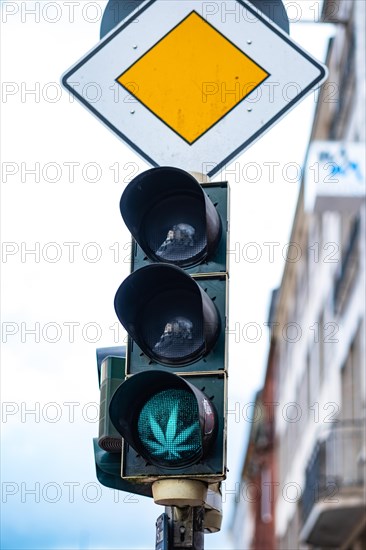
[62,0,327,178]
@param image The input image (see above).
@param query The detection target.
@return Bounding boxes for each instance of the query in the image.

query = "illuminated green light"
[137,389,202,466]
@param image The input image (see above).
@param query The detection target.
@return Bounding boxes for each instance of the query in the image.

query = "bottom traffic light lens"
[137,389,202,467]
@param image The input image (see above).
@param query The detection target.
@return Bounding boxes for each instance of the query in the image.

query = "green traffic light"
[137,389,202,467]
[109,370,224,477]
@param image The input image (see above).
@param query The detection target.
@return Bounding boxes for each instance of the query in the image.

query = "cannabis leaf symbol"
[145,404,199,459]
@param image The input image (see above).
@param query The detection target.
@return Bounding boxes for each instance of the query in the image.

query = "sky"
[0,1,334,548]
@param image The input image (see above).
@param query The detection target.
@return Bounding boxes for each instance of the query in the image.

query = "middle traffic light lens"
[114,264,221,367]
[140,289,204,365]
[137,388,202,467]
[143,194,206,267]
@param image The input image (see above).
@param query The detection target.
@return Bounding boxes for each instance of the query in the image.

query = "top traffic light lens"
[143,196,206,265]
[120,167,222,268]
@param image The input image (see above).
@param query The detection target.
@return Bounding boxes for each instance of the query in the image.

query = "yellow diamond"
[117,12,269,144]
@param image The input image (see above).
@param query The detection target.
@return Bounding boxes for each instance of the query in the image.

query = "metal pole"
[156,506,205,550]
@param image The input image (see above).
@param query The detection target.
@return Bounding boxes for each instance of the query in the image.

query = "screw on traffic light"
[109,167,229,505]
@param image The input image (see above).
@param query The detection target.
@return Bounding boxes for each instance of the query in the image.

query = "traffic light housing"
[110,370,225,480]
[94,350,154,498]
[120,167,228,276]
[109,167,229,490]
[97,348,125,453]
[114,264,226,372]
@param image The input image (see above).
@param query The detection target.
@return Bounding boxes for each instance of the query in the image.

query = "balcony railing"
[302,420,365,522]
[301,421,365,547]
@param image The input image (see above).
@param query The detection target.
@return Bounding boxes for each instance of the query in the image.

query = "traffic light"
[93,352,223,526]
[114,264,226,371]
[109,167,229,497]
[97,347,125,453]
[94,350,153,498]
[110,370,224,477]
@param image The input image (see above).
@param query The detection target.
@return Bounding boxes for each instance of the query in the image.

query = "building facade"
[233,0,366,547]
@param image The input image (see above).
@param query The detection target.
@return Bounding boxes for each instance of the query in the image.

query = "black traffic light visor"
[114,264,220,366]
[120,167,222,268]
[109,371,217,468]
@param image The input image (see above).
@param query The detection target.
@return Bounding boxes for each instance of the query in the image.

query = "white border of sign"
[62,0,328,177]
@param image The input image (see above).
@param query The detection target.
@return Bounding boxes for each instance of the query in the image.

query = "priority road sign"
[62,0,327,178]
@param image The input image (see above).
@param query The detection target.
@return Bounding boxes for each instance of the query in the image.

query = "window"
[334,215,361,315]
[308,213,323,291]
[341,325,363,422]
[261,467,272,524]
